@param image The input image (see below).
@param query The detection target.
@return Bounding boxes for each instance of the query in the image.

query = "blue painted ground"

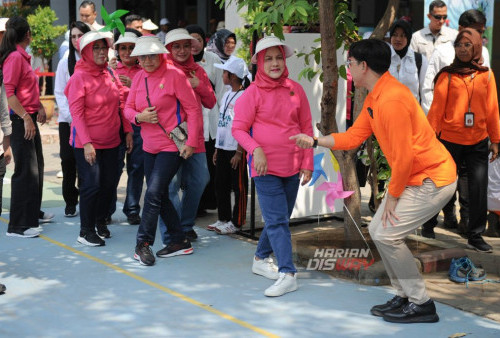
[0,206,499,337]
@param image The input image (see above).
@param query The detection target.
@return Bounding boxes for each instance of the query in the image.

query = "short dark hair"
[80,1,96,12]
[459,9,486,28]
[429,1,446,13]
[348,39,391,75]
[125,14,142,26]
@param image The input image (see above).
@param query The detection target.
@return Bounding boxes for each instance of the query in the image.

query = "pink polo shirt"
[2,45,40,114]
[124,63,201,154]
[232,80,314,177]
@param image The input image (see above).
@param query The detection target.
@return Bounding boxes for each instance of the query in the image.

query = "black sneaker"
[467,236,493,253]
[134,242,155,266]
[96,224,111,239]
[127,214,141,225]
[185,230,198,241]
[64,205,78,217]
[0,283,5,294]
[370,295,408,317]
[156,239,193,258]
[77,231,105,247]
[383,299,439,323]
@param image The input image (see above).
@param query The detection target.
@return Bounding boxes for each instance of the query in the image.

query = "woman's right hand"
[253,147,267,176]
[138,106,158,124]
[212,149,217,166]
[84,143,96,166]
[23,115,36,140]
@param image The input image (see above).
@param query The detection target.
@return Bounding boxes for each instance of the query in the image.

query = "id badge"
[464,112,474,128]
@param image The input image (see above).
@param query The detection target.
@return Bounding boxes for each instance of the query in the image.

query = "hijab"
[165,40,198,76]
[434,28,488,84]
[254,45,293,91]
[185,24,206,62]
[74,39,109,77]
[389,19,412,59]
[206,29,236,61]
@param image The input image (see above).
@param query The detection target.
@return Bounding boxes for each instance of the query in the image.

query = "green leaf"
[339,65,347,80]
[116,20,126,36]
[296,6,308,17]
[283,6,294,23]
[101,6,110,24]
[109,9,129,20]
[272,24,284,40]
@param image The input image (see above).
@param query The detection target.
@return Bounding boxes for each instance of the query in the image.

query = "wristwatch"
[312,137,318,148]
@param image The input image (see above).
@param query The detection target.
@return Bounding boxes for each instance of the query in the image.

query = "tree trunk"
[318,0,361,243]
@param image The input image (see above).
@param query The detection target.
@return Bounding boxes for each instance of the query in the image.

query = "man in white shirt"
[156,18,170,45]
[79,1,103,31]
[410,0,457,60]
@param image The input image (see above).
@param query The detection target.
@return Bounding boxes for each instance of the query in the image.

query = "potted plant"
[27,6,66,119]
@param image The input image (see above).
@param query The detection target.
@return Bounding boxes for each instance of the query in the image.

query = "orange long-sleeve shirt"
[331,72,456,197]
[427,70,500,145]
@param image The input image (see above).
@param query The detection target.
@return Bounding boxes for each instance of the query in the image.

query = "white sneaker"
[264,272,298,297]
[39,212,55,224]
[207,220,225,231]
[56,171,63,178]
[252,256,279,280]
[6,228,40,238]
[215,221,238,235]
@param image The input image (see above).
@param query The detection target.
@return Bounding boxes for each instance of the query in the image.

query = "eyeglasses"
[71,33,83,40]
[431,14,447,21]
[138,54,159,61]
[92,46,108,53]
[345,58,359,68]
[454,42,473,49]
[118,45,135,52]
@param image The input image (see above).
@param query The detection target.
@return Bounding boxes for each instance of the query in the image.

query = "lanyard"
[460,73,475,112]
[221,89,242,120]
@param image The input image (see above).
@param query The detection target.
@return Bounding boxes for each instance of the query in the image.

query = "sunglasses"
[431,14,447,21]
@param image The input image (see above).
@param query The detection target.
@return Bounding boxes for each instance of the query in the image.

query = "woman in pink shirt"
[108,28,144,227]
[159,29,216,244]
[0,17,50,238]
[124,36,201,266]
[65,31,133,247]
[232,36,313,297]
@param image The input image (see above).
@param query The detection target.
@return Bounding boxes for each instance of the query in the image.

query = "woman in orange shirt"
[427,28,500,253]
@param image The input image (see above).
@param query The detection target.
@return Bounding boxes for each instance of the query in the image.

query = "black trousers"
[59,122,79,208]
[0,154,6,216]
[215,149,248,226]
[438,138,489,238]
[8,114,44,233]
[199,137,217,210]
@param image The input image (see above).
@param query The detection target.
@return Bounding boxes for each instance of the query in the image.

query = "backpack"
[415,51,422,79]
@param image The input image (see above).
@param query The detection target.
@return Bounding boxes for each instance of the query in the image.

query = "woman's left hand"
[37,104,47,125]
[188,71,199,89]
[180,144,194,159]
[125,132,133,154]
[299,169,312,186]
[490,143,499,162]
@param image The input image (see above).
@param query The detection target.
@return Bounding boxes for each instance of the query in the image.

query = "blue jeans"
[160,152,209,244]
[137,151,185,246]
[74,147,119,233]
[254,174,300,274]
[109,125,144,217]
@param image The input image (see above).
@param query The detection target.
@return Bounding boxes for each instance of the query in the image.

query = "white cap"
[159,18,169,26]
[142,19,158,31]
[79,31,113,52]
[164,28,196,46]
[114,32,139,48]
[251,35,293,64]
[0,18,9,32]
[214,56,248,79]
[130,36,167,56]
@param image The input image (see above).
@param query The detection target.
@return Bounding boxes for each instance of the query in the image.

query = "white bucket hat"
[251,35,293,64]
[142,19,158,31]
[164,28,196,46]
[214,56,249,79]
[114,32,139,48]
[79,31,113,52]
[130,36,167,56]
[0,18,9,32]
[159,18,169,26]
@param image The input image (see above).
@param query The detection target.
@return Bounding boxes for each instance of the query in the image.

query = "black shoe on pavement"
[383,299,439,323]
[185,230,198,241]
[370,295,408,317]
[64,205,78,217]
[467,236,493,253]
[421,228,435,239]
[96,224,111,239]
[77,232,105,247]
[134,242,155,266]
[127,214,141,225]
[156,239,193,258]
[0,283,5,294]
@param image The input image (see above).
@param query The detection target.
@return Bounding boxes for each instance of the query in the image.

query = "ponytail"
[0,17,30,66]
